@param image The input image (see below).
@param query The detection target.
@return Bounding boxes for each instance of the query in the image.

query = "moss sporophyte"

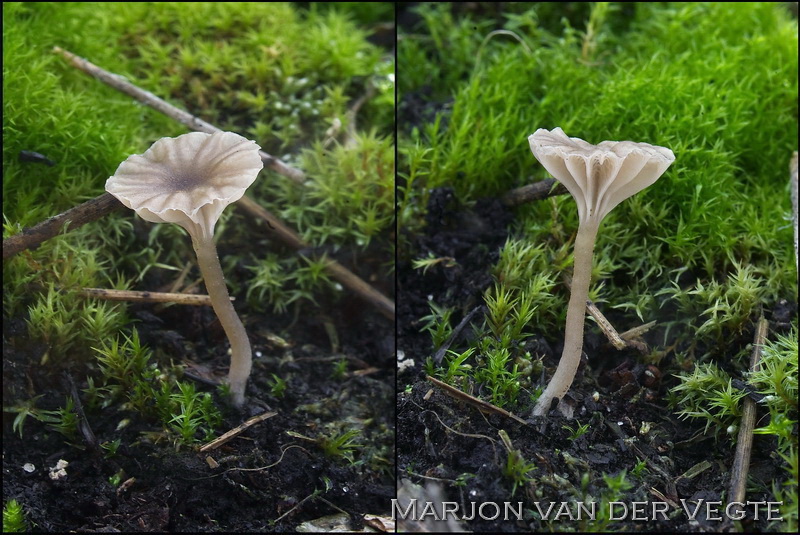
[528,127,675,417]
[106,131,263,407]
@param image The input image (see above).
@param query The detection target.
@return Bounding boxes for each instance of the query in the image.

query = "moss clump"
[401,0,797,395]
[3,0,393,464]
[402,4,797,528]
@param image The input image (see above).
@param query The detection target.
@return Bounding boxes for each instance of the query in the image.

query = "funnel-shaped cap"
[106,131,263,239]
[529,127,674,225]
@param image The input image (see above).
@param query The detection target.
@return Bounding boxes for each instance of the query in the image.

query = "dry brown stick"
[726,316,769,520]
[586,299,628,350]
[343,80,377,148]
[426,375,529,426]
[237,195,395,321]
[76,287,230,306]
[199,411,277,453]
[501,179,568,207]
[3,192,123,260]
[562,274,627,350]
[619,320,657,341]
[432,305,482,365]
[52,46,305,185]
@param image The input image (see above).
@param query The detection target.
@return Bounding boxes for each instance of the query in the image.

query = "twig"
[273,490,318,524]
[562,274,627,350]
[52,46,305,184]
[619,320,657,341]
[316,496,350,518]
[182,371,220,388]
[726,316,769,522]
[76,287,228,306]
[63,372,99,453]
[236,195,395,321]
[344,79,377,148]
[3,192,123,260]
[426,375,529,426]
[165,262,193,294]
[432,305,483,365]
[585,299,628,350]
[501,179,568,207]
[199,411,277,453]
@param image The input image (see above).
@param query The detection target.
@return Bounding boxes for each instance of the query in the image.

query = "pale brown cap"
[529,127,675,224]
[106,131,263,239]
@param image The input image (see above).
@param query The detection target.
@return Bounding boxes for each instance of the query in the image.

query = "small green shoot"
[101,439,122,459]
[562,420,590,441]
[35,397,80,442]
[3,500,27,533]
[439,348,474,384]
[331,358,348,381]
[269,373,288,398]
[412,253,458,274]
[419,302,454,348]
[631,459,649,479]
[670,362,747,441]
[502,447,536,497]
[319,429,363,463]
[5,395,45,438]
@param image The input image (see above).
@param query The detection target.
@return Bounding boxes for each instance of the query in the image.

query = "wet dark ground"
[396,187,793,532]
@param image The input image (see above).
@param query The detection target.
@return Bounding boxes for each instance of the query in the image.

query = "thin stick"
[562,274,627,350]
[273,491,317,524]
[199,411,277,453]
[501,179,568,207]
[64,372,99,453]
[52,46,305,184]
[343,79,377,148]
[619,320,657,341]
[432,305,482,365]
[3,192,123,260]
[426,375,528,426]
[76,287,229,306]
[585,299,628,350]
[726,316,769,520]
[236,195,395,321]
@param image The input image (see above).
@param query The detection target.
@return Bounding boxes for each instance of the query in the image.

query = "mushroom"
[106,131,263,407]
[528,127,674,417]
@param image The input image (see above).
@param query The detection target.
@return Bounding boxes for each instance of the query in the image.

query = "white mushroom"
[106,131,263,407]
[528,127,674,417]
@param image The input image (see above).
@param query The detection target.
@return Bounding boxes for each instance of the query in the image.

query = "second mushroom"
[528,127,675,417]
[106,131,264,407]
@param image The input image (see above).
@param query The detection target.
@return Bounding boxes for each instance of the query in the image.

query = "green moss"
[402,2,797,407]
[400,2,797,278]
[670,325,798,531]
[4,1,393,455]
[3,499,27,533]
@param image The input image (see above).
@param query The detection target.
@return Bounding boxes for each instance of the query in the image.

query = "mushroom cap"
[106,131,263,239]
[528,127,675,224]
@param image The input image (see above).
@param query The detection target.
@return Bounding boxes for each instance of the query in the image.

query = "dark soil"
[3,226,395,532]
[396,187,794,532]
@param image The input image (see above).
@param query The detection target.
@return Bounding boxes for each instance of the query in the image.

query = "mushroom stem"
[532,219,599,416]
[191,232,252,407]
